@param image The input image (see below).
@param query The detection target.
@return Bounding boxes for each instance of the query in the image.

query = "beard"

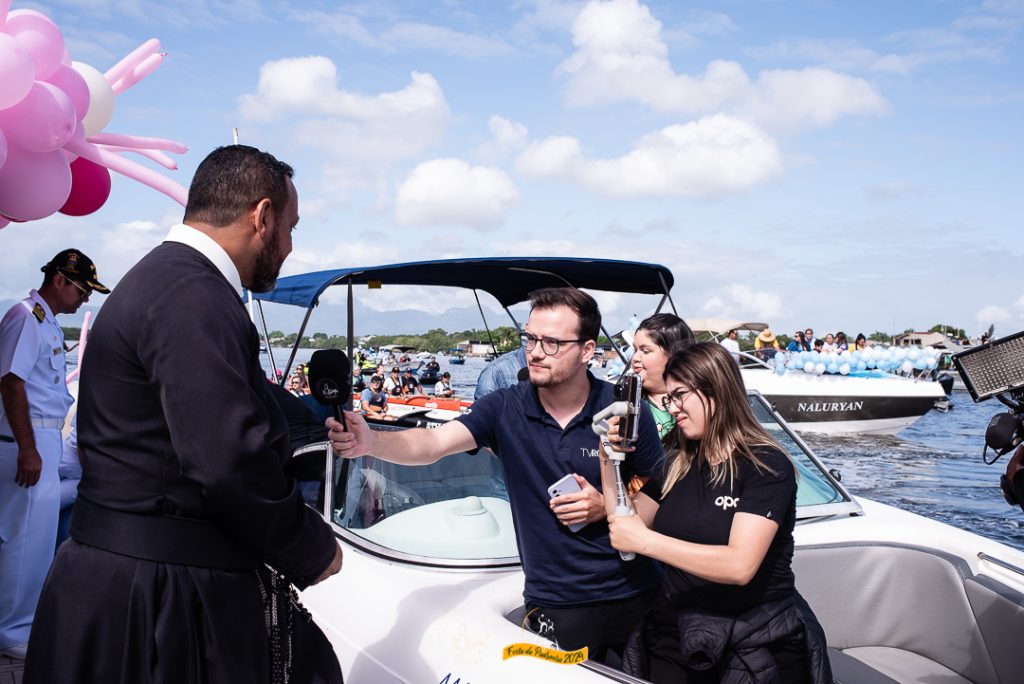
[528,356,578,388]
[249,235,283,293]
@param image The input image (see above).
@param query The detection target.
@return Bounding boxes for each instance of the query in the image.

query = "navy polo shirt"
[457,372,664,606]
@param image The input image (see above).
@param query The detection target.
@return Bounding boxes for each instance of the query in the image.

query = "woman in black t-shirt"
[600,342,829,684]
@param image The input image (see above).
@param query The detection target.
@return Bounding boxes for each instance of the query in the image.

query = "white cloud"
[558,0,886,130]
[238,58,448,127]
[487,237,578,255]
[976,304,1012,325]
[292,10,515,57]
[101,220,165,255]
[477,116,530,162]
[702,284,784,321]
[54,0,268,30]
[237,57,451,197]
[515,114,782,198]
[384,23,515,57]
[395,159,520,229]
[511,0,588,40]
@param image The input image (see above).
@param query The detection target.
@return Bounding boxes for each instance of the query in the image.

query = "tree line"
[60,322,970,349]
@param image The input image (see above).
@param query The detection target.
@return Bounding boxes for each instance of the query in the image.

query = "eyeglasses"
[63,274,91,298]
[520,333,585,355]
[661,387,694,410]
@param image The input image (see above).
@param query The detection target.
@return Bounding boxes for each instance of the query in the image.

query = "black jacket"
[623,591,832,684]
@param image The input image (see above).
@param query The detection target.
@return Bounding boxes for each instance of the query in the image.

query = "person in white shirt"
[383,367,402,396]
[720,328,741,362]
[0,248,108,660]
[434,371,454,398]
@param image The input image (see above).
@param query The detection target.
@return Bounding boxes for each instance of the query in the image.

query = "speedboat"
[688,319,947,435]
[254,258,1024,684]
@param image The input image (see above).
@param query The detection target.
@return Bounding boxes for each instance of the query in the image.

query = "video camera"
[952,330,1024,509]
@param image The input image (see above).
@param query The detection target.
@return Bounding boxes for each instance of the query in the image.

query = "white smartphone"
[547,473,586,532]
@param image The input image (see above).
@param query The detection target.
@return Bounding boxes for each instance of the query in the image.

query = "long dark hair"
[661,342,786,495]
[636,313,695,352]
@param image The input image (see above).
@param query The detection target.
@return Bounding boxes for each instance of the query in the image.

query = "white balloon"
[72,61,115,136]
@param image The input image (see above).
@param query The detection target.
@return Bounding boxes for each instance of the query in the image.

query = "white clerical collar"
[164,223,244,298]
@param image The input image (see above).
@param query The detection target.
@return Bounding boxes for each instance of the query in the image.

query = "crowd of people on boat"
[747,327,869,360]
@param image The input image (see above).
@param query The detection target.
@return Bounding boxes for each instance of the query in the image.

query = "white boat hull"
[300,494,1024,684]
[741,368,946,434]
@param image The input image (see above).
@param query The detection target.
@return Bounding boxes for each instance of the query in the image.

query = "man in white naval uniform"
[0,249,109,659]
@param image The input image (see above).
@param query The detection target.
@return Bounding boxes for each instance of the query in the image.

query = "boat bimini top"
[687,318,769,338]
[251,257,678,381]
[253,256,675,309]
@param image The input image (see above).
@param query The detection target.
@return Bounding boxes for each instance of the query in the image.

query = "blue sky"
[2,0,1022,339]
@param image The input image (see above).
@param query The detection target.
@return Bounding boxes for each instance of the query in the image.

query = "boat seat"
[794,542,1024,684]
[836,647,970,683]
[827,647,899,684]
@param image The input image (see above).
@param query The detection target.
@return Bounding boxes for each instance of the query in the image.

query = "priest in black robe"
[24,146,343,683]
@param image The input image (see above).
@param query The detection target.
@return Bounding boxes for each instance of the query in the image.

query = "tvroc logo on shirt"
[715,495,739,511]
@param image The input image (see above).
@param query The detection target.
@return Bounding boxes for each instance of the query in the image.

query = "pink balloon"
[0,81,76,152]
[0,144,71,220]
[66,136,187,207]
[0,32,35,109]
[59,156,111,216]
[4,9,64,81]
[62,124,85,163]
[0,128,6,172]
[44,63,90,121]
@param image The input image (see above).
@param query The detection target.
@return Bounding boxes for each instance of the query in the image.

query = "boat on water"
[253,258,1024,684]
[448,349,466,365]
[687,319,948,435]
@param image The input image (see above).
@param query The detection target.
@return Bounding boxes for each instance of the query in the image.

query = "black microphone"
[517,366,530,382]
[307,349,352,430]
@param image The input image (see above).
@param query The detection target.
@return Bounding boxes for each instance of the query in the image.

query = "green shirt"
[646,397,676,440]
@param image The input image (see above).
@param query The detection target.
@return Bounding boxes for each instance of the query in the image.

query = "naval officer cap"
[42,248,110,294]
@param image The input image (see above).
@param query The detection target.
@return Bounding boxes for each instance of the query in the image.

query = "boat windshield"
[298,393,855,567]
[747,393,851,512]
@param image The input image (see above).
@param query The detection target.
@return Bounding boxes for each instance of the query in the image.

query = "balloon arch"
[0,2,188,230]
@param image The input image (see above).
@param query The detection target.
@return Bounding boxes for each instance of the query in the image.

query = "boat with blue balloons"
[690,320,949,434]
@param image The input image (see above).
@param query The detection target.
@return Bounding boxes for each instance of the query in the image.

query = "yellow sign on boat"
[501,643,588,665]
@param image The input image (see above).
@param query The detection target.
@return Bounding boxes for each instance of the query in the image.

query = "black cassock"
[25,242,341,683]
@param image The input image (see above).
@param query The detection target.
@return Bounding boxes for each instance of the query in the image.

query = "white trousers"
[0,427,60,649]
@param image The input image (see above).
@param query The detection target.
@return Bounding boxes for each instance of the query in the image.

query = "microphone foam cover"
[307,349,352,406]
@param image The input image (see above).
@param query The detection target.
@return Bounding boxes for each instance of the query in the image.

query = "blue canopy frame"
[251,256,677,381]
[252,256,675,309]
